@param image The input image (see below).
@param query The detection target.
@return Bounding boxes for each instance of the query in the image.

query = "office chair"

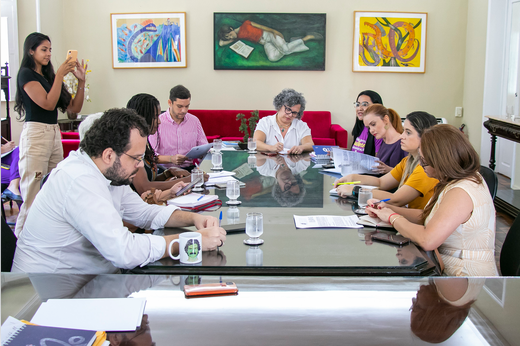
[1,215,17,272]
[500,215,520,276]
[479,166,498,200]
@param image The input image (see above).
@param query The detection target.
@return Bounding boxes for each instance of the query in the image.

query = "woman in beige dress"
[366,125,498,276]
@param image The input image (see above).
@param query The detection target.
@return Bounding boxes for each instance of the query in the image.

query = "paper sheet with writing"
[230,40,254,58]
[323,148,379,175]
[293,215,362,229]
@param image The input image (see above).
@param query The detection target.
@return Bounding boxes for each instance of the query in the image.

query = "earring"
[384,125,389,130]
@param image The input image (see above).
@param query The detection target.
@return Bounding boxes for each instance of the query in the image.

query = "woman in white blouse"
[254,88,314,154]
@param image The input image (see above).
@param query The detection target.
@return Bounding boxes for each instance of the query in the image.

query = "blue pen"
[219,211,223,227]
[197,195,204,201]
[372,198,390,207]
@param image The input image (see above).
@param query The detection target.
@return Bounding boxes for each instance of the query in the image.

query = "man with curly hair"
[12,108,226,274]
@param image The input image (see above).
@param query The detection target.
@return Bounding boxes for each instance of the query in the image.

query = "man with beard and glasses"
[12,108,226,274]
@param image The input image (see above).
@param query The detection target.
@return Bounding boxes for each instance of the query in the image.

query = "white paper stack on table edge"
[30,297,146,332]
[205,171,239,186]
[293,215,362,229]
[167,193,218,208]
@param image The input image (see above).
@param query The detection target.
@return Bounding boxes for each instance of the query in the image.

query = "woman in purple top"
[351,90,384,157]
[363,104,406,173]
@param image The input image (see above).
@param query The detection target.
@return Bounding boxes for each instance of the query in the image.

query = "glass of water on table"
[244,212,264,245]
[357,188,373,208]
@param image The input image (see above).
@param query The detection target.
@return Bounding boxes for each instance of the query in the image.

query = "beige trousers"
[15,122,63,237]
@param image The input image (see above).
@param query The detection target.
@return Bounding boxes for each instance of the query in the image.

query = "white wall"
[7,0,489,153]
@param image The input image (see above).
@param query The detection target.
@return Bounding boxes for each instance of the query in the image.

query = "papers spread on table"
[324,148,379,175]
[221,142,238,151]
[30,297,146,332]
[293,215,362,229]
[357,215,393,229]
[167,193,219,208]
[205,171,240,186]
[230,40,254,58]
[312,145,338,161]
[2,316,98,346]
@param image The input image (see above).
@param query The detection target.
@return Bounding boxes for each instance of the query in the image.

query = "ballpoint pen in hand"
[334,181,361,186]
[372,198,390,207]
[219,211,222,227]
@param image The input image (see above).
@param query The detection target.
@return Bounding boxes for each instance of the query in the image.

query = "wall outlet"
[455,107,463,118]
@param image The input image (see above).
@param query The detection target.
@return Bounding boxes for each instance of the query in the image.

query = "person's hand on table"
[170,154,188,165]
[365,206,394,222]
[197,226,227,251]
[203,173,209,182]
[288,145,304,155]
[270,142,284,152]
[373,160,392,174]
[333,174,356,187]
[336,185,354,198]
[159,182,188,201]
[168,167,190,178]
[1,141,16,154]
[193,214,220,229]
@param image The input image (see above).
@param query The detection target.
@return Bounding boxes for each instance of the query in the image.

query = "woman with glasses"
[366,125,498,276]
[351,90,384,157]
[126,93,196,203]
[254,88,314,154]
[335,111,438,209]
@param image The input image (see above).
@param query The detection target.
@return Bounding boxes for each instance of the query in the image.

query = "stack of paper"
[293,215,362,229]
[167,193,219,208]
[206,171,239,186]
[30,298,146,332]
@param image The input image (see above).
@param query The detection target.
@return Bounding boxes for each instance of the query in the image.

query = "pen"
[197,195,204,201]
[334,181,361,185]
[1,136,8,143]
[219,211,222,227]
[372,198,390,207]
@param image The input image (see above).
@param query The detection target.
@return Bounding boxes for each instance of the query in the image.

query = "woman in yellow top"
[335,111,438,209]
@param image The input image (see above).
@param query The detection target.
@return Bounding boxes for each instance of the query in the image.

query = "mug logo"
[184,239,201,262]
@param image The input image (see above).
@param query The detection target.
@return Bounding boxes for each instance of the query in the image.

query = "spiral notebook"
[2,317,97,346]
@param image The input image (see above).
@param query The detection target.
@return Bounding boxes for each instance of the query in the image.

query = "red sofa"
[61,132,80,158]
[189,110,347,147]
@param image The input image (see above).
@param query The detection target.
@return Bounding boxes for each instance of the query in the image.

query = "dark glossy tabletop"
[131,151,436,276]
[2,273,518,345]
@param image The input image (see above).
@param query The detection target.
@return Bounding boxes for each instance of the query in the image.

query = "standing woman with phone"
[14,32,87,236]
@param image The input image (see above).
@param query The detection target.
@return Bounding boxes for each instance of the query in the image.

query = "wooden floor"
[3,178,517,274]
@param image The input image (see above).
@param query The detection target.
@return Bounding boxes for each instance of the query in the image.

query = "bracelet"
[388,213,399,224]
[77,87,84,90]
[390,215,404,227]
[169,155,173,163]
[352,185,362,198]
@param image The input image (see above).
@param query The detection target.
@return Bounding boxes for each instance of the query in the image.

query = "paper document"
[357,215,393,228]
[167,193,218,208]
[293,215,362,229]
[31,297,146,332]
[206,175,240,186]
[1,316,26,345]
[230,40,254,58]
[330,148,379,175]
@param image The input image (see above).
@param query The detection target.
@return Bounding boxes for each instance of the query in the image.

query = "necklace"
[276,117,290,133]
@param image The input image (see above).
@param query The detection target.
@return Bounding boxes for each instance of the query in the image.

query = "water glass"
[191,168,204,191]
[358,188,373,208]
[244,212,264,245]
[211,152,222,170]
[226,179,241,205]
[213,139,222,152]
[247,137,257,152]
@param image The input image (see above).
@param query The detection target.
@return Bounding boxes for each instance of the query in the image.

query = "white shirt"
[12,150,179,274]
[255,114,312,149]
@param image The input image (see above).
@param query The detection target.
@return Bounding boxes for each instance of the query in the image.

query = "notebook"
[3,321,97,346]
[167,193,219,208]
[357,215,393,229]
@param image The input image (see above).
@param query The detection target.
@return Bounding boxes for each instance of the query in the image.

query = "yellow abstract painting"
[353,12,427,73]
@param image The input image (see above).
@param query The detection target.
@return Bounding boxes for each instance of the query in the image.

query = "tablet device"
[186,143,214,159]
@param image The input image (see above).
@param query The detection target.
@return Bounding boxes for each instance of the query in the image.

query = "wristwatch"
[352,185,362,198]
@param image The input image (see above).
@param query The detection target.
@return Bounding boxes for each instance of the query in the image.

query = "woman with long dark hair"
[351,90,383,156]
[14,32,86,236]
[126,93,195,202]
[367,125,498,276]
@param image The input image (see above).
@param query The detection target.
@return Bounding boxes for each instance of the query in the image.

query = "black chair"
[1,215,17,272]
[480,165,498,200]
[500,215,520,276]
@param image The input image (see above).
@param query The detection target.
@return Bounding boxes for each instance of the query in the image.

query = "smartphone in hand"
[175,178,201,196]
[66,50,78,61]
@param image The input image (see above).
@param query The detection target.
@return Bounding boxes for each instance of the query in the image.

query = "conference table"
[2,273,519,345]
[129,151,437,276]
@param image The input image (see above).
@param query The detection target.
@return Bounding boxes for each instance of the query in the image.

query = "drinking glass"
[247,138,257,153]
[244,212,264,245]
[191,168,204,191]
[213,139,222,153]
[358,188,373,208]
[226,180,241,205]
[211,152,222,170]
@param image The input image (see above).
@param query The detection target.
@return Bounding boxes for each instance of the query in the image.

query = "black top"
[351,118,377,156]
[18,67,58,124]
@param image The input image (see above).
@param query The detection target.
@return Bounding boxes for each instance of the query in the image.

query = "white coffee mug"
[169,232,202,264]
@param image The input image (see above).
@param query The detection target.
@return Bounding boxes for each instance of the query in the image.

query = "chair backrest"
[479,166,498,200]
[1,216,17,272]
[500,215,520,276]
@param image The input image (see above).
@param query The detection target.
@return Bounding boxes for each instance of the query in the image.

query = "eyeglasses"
[284,105,299,116]
[353,101,370,108]
[419,156,429,167]
[122,152,145,165]
[283,180,298,192]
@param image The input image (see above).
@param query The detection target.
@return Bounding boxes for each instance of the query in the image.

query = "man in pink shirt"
[148,85,208,170]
